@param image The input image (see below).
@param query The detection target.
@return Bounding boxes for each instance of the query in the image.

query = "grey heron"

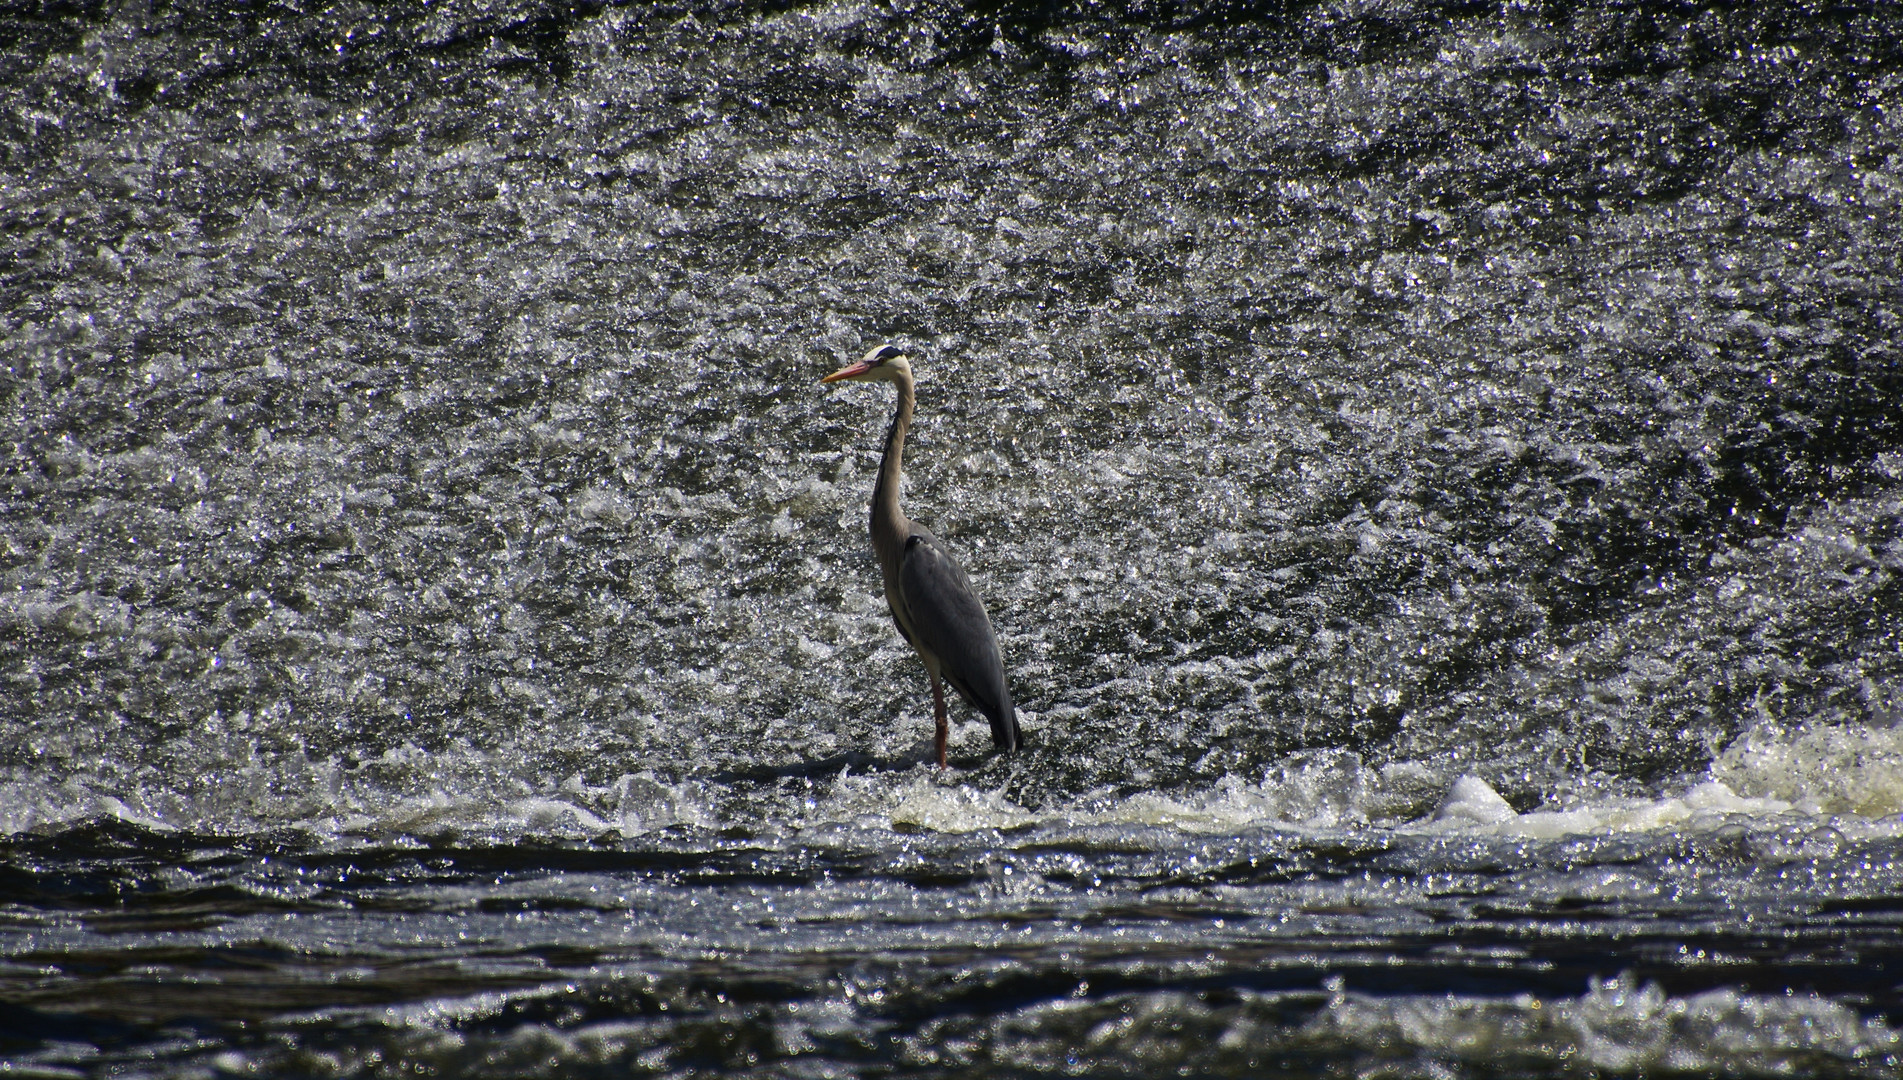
[822,343,1023,767]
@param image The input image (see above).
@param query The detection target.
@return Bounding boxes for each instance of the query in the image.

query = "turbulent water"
[4,0,1902,1075]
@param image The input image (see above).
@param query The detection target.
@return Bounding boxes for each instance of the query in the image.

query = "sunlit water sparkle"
[3,0,1901,1076]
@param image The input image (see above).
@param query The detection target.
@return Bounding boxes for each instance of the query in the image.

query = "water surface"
[2,0,1901,1075]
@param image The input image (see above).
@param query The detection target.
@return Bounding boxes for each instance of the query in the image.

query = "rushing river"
[4,0,1902,1075]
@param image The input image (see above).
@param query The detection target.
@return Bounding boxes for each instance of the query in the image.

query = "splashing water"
[3,1,1901,1075]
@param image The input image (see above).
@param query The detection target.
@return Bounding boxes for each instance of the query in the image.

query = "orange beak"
[820,360,875,383]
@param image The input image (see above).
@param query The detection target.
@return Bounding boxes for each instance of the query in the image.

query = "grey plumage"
[898,531,1018,750]
[821,344,1023,766]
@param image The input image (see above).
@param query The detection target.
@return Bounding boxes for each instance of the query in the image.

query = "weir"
[2,2,1900,1075]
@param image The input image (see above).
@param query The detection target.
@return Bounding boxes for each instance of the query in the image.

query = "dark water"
[3,0,1902,1075]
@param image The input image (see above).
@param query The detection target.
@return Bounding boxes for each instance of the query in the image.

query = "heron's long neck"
[871,369,914,562]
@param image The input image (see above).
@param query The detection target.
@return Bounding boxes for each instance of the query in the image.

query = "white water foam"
[801,731,1903,842]
[1714,720,1903,818]
[6,716,1900,845]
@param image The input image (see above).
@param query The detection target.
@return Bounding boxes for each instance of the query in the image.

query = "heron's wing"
[898,530,1021,751]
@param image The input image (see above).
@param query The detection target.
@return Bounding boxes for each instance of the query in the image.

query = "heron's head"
[821,343,911,384]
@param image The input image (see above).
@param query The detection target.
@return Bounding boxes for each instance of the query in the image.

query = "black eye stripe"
[874,345,902,363]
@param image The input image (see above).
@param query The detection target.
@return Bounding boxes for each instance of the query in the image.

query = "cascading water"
[3,1,1901,1075]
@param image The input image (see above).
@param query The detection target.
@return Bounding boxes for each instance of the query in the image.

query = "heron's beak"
[821,360,875,383]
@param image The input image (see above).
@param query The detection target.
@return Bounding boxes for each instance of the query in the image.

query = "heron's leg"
[931,672,949,769]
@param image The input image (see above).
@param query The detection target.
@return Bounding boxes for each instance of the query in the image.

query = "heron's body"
[824,345,1022,766]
